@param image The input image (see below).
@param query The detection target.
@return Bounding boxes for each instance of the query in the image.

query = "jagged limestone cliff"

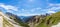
[0,11,22,27]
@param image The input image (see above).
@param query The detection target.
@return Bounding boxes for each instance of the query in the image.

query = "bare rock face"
[28,15,46,27]
[0,11,22,27]
[0,16,3,27]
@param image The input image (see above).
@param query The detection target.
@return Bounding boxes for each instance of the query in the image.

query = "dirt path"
[52,22,60,27]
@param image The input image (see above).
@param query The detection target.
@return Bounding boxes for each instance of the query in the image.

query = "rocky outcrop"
[0,11,23,27]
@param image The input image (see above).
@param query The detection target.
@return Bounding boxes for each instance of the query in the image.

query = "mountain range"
[0,11,60,27]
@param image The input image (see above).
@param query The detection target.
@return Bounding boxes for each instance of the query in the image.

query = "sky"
[0,0,60,16]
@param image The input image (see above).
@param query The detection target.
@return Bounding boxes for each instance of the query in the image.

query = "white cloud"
[6,10,13,13]
[30,8,41,12]
[37,3,60,14]
[49,4,60,10]
[49,3,60,6]
[48,7,60,11]
[18,14,41,16]
[44,3,60,13]
[30,9,35,12]
[47,11,56,13]
[21,8,41,13]
[0,3,18,11]
[36,8,41,10]
[21,9,28,12]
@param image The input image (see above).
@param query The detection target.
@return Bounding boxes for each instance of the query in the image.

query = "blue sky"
[0,0,60,16]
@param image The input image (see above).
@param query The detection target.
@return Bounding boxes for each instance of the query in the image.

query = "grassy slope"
[10,16,30,27]
[36,12,60,27]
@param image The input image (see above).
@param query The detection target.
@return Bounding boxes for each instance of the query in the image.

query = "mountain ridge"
[0,11,60,27]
